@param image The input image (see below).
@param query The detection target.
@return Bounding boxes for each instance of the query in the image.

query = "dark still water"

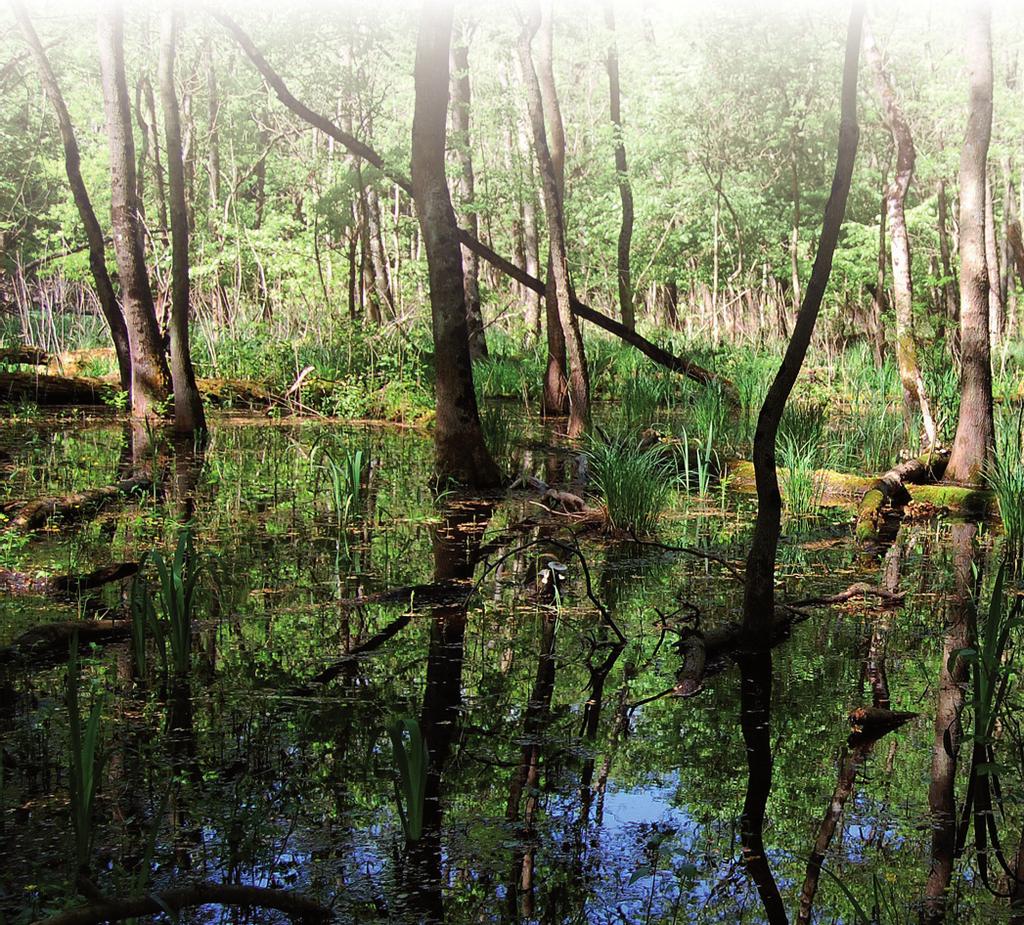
[0,415,1017,923]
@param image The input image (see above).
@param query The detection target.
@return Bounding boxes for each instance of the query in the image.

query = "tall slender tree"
[97,0,171,421]
[450,24,487,359]
[12,0,132,393]
[864,22,937,447]
[518,1,590,436]
[603,1,635,332]
[159,3,205,434]
[411,0,501,488]
[946,1,995,484]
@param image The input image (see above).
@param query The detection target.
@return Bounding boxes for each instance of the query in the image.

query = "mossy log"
[854,449,950,542]
[0,371,112,405]
[4,475,152,531]
[0,345,50,367]
[726,460,995,517]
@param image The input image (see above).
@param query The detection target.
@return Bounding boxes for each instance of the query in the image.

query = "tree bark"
[97,1,171,420]
[938,177,960,359]
[450,29,487,359]
[986,173,1004,349]
[135,75,168,236]
[742,2,863,638]
[516,114,543,339]
[947,2,995,484]
[869,186,888,365]
[865,22,937,447]
[12,1,132,393]
[158,4,206,434]
[411,0,501,488]
[519,1,590,436]
[604,1,635,331]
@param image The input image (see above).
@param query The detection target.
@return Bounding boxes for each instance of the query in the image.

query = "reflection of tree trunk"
[922,522,975,923]
[402,506,490,925]
[737,651,787,924]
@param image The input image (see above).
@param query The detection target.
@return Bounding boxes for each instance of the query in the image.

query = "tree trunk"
[789,146,802,312]
[12,0,132,393]
[450,31,487,359]
[518,1,590,436]
[947,3,995,484]
[985,173,1004,349]
[136,75,168,236]
[516,114,543,340]
[865,22,937,447]
[604,1,635,332]
[411,0,501,488]
[158,3,206,434]
[536,0,571,418]
[742,2,863,638]
[97,1,171,421]
[869,187,888,365]
[365,182,394,317]
[938,177,960,360]
[205,39,221,214]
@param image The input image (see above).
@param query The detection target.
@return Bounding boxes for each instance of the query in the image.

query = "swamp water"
[0,413,1016,923]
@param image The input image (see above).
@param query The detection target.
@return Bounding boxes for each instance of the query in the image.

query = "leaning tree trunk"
[158,3,206,435]
[743,2,863,639]
[12,0,132,393]
[947,2,995,484]
[97,1,171,421]
[604,1,635,332]
[450,30,487,359]
[411,0,501,488]
[518,1,590,437]
[865,22,937,447]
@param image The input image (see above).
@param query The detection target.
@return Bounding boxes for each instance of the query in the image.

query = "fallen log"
[726,460,995,516]
[0,617,130,666]
[28,882,331,925]
[0,371,111,406]
[0,562,138,597]
[855,449,950,542]
[0,345,49,367]
[5,475,152,531]
[848,705,916,744]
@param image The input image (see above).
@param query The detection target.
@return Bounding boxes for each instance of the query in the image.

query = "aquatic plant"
[779,433,829,517]
[388,717,428,843]
[151,525,200,677]
[990,406,1024,562]
[479,402,521,473]
[312,441,366,528]
[67,636,105,871]
[587,432,671,534]
[678,423,717,498]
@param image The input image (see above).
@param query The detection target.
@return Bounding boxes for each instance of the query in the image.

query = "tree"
[517,0,590,436]
[864,21,937,447]
[11,0,132,393]
[946,1,995,484]
[604,1,635,332]
[158,3,206,434]
[450,23,487,359]
[411,0,501,488]
[97,0,171,421]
